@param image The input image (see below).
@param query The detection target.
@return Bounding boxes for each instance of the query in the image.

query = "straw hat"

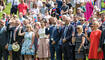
[12,43,20,52]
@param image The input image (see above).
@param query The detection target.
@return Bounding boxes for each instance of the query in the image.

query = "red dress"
[88,29,104,59]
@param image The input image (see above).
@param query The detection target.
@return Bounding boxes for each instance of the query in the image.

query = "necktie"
[64,26,68,38]
[51,26,55,41]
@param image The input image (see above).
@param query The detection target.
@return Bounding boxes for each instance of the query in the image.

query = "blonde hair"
[77,25,83,33]
[92,21,100,29]
[26,24,33,32]
[93,21,99,26]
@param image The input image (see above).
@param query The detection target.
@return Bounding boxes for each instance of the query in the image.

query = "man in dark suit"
[0,20,8,60]
[62,17,75,60]
[45,17,62,60]
[98,28,105,60]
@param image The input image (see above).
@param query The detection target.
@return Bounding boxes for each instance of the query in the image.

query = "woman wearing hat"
[18,24,35,60]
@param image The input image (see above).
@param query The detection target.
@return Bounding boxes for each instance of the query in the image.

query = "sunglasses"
[90,25,94,28]
[80,20,84,21]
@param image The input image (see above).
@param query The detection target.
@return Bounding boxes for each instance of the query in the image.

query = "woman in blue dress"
[18,24,35,60]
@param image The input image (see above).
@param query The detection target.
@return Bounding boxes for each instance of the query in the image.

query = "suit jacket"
[45,25,56,45]
[99,29,105,48]
[52,26,62,45]
[0,26,8,47]
[61,24,75,44]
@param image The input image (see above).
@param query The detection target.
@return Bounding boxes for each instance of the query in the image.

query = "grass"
[0,3,11,19]
[0,1,104,60]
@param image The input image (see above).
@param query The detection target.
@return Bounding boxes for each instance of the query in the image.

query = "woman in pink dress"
[88,21,104,60]
[37,21,49,60]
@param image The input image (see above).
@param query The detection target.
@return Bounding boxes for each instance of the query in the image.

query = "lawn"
[0,1,104,60]
[0,3,11,19]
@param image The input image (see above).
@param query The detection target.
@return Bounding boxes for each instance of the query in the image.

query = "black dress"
[75,33,85,59]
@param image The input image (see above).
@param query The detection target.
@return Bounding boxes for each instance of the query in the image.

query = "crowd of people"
[0,0,105,60]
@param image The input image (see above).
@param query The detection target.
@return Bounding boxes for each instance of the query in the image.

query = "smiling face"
[41,22,45,28]
[77,25,83,33]
[80,18,85,24]
[92,21,99,30]
[15,20,21,26]
[26,24,32,32]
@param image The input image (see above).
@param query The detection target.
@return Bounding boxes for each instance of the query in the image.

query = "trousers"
[0,45,8,60]
[50,44,62,60]
[62,42,74,60]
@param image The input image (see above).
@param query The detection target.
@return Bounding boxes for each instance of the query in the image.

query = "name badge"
[51,38,53,41]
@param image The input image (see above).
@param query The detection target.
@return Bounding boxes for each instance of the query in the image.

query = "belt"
[39,38,47,39]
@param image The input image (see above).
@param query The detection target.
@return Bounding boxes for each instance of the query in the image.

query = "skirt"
[37,38,49,58]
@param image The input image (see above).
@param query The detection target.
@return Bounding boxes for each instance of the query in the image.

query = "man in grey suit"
[0,20,8,60]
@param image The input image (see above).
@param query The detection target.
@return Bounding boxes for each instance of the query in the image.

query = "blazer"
[61,24,75,43]
[52,26,62,45]
[45,25,56,45]
[0,26,8,47]
[99,29,105,48]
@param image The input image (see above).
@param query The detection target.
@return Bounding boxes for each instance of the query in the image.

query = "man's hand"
[5,44,8,49]
[52,41,56,45]
[63,39,67,43]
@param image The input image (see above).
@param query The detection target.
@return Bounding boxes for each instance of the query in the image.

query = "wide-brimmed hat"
[12,43,20,52]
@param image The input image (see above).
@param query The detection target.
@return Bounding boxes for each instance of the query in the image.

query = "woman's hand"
[98,48,102,53]
[29,45,32,49]
[78,48,81,54]
[63,39,67,43]
[52,41,56,45]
